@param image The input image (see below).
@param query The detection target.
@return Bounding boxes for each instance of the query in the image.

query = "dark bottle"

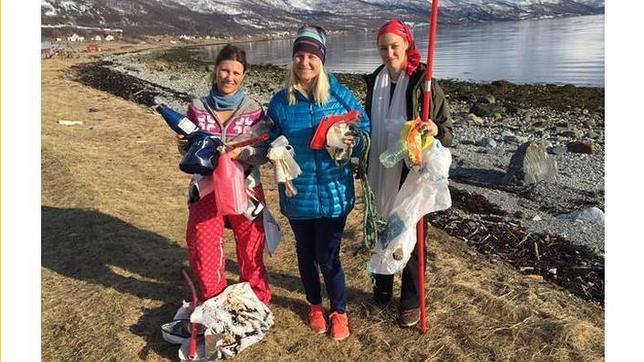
[156,103,199,136]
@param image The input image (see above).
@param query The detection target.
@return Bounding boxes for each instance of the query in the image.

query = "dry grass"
[42,52,604,361]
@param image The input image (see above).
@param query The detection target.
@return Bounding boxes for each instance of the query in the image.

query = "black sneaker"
[398,308,420,328]
[373,291,392,306]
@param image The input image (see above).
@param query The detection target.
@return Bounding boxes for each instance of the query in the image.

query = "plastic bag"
[267,136,301,197]
[367,141,452,275]
[179,131,224,176]
[262,207,282,256]
[325,122,353,166]
[212,153,248,215]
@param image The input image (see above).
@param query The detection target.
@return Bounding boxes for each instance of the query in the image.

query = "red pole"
[180,268,200,360]
[418,0,440,335]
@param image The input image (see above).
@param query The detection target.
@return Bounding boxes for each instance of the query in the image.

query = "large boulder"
[557,207,604,225]
[504,142,558,185]
[467,113,485,125]
[567,140,597,154]
[481,94,496,104]
[470,103,505,117]
[476,137,497,148]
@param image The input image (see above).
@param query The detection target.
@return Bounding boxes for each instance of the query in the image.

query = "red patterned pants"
[186,187,270,304]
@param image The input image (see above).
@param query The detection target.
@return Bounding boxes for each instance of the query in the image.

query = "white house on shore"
[68,33,85,42]
[94,35,102,41]
[105,35,115,41]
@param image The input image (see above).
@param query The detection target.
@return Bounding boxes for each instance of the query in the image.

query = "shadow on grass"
[42,206,374,359]
[42,206,188,359]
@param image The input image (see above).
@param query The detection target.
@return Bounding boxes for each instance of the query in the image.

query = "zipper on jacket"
[204,98,244,144]
[309,100,324,217]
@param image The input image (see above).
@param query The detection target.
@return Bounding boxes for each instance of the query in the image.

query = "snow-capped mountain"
[41,0,604,37]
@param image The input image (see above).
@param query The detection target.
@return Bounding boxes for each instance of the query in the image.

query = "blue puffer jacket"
[267,73,370,220]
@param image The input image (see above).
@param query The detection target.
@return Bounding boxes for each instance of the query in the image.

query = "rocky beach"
[69,45,605,305]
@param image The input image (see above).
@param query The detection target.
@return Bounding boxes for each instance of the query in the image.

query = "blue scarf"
[208,86,245,111]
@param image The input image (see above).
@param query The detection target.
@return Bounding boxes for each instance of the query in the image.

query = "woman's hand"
[342,134,356,148]
[228,147,244,160]
[421,119,439,137]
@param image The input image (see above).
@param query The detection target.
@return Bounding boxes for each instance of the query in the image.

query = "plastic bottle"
[156,103,199,136]
[379,141,407,168]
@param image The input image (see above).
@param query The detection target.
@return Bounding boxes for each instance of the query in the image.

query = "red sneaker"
[329,311,350,341]
[308,304,327,334]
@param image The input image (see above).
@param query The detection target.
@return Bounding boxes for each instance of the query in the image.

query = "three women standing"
[267,26,369,341]
[176,19,452,341]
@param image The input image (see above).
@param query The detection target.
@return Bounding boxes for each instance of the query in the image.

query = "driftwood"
[431,210,604,305]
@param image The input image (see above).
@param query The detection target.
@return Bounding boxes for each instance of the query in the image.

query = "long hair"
[286,64,330,106]
[209,44,248,86]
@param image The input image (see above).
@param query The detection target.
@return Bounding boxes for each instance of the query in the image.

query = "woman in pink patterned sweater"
[179,44,271,304]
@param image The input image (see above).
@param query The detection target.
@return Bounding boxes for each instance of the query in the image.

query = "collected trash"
[57,119,83,126]
[368,142,452,274]
[168,282,274,361]
[212,153,248,216]
[379,117,434,169]
[267,136,301,197]
[156,103,199,137]
[310,110,360,166]
[179,131,225,176]
[262,207,281,256]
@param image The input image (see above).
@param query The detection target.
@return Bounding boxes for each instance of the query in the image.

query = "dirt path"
[41,53,604,361]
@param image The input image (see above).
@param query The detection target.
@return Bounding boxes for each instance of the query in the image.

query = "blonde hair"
[286,64,330,106]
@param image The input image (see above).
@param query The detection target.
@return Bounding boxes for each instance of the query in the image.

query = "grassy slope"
[41,54,604,361]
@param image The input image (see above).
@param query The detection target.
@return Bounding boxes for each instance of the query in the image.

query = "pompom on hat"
[292,25,328,64]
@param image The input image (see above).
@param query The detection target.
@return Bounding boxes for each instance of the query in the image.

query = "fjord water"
[203,14,604,87]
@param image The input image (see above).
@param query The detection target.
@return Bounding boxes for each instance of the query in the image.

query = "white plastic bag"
[367,141,452,275]
[262,207,281,256]
[325,122,353,166]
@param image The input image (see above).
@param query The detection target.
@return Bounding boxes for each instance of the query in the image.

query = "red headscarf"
[377,19,421,76]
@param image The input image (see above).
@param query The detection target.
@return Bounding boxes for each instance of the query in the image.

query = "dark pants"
[372,164,428,310]
[289,217,348,313]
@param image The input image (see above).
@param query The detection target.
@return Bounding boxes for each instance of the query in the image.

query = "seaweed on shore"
[68,61,191,107]
[430,209,604,306]
[150,46,210,69]
[439,79,604,115]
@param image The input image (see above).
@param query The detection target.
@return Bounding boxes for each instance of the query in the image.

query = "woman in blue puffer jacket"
[267,25,369,341]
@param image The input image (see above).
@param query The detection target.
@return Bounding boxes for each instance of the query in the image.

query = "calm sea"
[202,14,604,87]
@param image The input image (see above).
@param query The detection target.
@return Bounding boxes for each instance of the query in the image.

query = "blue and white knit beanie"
[292,25,327,64]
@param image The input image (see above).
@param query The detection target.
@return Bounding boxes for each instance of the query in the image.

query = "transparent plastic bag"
[367,141,452,275]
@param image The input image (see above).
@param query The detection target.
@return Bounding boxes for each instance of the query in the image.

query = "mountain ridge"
[41,0,604,37]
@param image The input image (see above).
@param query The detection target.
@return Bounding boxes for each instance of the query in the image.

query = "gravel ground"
[447,99,605,250]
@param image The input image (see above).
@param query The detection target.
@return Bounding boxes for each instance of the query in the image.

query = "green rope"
[352,128,388,252]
